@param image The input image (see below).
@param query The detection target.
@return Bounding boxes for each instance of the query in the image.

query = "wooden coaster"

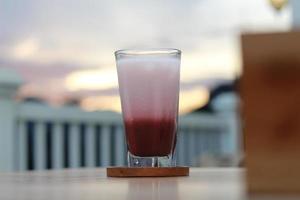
[107,166,189,177]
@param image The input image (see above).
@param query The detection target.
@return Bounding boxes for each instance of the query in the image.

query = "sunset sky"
[0,0,291,113]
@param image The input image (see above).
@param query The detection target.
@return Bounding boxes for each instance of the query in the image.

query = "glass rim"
[115,48,181,57]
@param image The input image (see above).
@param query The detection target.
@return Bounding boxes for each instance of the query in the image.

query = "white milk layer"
[117,56,180,120]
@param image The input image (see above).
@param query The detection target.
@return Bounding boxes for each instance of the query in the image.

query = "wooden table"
[0,168,298,200]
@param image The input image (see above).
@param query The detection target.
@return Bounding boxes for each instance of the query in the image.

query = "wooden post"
[241,32,300,193]
[0,68,22,171]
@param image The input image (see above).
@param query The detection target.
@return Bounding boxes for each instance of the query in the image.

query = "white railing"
[0,69,240,171]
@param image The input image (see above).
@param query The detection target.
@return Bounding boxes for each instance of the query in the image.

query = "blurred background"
[0,0,294,171]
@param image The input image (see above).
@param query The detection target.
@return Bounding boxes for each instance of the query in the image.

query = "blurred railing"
[0,69,240,171]
[15,103,229,171]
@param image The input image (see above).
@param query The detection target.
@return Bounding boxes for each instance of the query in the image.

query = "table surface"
[0,168,298,200]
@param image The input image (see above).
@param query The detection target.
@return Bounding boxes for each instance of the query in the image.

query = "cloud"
[12,37,39,59]
[65,68,118,91]
[0,0,292,112]
[0,58,97,103]
[0,0,291,67]
[0,58,88,81]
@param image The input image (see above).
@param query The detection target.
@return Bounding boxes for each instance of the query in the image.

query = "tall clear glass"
[115,48,181,167]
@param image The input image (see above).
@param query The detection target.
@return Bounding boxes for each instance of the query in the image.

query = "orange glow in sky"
[80,86,209,114]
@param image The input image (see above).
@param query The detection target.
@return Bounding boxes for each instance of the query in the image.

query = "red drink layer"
[125,118,176,157]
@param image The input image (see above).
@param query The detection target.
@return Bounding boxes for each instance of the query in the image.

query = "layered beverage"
[115,49,181,167]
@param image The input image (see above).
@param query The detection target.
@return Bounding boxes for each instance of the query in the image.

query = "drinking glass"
[115,48,181,167]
